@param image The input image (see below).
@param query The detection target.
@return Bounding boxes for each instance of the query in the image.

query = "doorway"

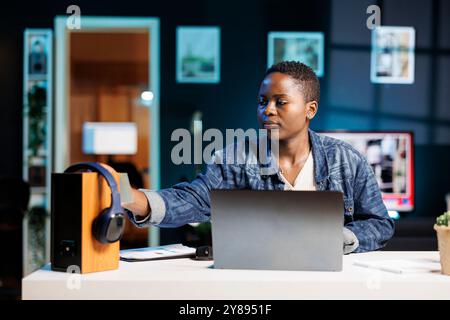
[54,17,160,247]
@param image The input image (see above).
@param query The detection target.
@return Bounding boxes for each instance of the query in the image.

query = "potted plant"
[434,212,450,275]
[26,206,47,273]
[27,83,47,187]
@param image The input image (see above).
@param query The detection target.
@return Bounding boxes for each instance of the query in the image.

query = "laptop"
[210,190,344,271]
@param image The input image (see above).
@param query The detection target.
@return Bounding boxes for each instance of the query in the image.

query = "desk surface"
[22,251,450,300]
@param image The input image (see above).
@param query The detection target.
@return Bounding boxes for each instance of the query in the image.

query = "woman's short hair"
[265,61,320,103]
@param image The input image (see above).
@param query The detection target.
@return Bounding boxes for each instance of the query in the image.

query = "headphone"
[64,162,125,244]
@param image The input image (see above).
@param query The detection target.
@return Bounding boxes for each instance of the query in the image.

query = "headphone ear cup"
[108,212,125,242]
[92,208,125,244]
[92,208,111,244]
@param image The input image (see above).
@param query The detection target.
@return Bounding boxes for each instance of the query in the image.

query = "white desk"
[22,251,450,300]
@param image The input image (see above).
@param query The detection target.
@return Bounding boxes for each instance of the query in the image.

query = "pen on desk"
[379,266,403,274]
[354,261,403,274]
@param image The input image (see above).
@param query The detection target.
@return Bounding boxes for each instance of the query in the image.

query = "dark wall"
[0,0,449,218]
[317,0,450,218]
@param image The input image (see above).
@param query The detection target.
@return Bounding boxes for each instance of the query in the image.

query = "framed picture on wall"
[176,26,221,83]
[371,26,415,84]
[267,32,325,77]
[28,35,48,75]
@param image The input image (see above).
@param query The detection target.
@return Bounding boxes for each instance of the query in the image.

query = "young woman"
[120,61,394,254]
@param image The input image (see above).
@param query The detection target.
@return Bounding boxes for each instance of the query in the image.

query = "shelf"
[28,74,48,81]
[30,186,46,194]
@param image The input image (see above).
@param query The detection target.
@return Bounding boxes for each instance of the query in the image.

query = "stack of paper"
[120,244,196,262]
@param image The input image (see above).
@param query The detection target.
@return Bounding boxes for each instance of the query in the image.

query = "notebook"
[120,244,196,262]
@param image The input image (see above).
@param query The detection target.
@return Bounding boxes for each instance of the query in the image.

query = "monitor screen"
[82,122,137,155]
[320,131,414,212]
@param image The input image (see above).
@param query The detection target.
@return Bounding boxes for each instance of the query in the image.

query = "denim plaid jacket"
[128,129,395,253]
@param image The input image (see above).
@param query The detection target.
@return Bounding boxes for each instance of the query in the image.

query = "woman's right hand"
[125,188,151,218]
[99,163,151,218]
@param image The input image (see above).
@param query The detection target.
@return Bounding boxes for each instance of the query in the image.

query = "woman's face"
[257,72,317,141]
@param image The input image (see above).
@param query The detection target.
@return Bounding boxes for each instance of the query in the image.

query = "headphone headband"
[64,162,121,208]
[63,162,124,244]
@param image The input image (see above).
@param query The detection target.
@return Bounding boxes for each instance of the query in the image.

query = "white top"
[22,251,450,300]
[279,151,317,191]
[278,151,359,253]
